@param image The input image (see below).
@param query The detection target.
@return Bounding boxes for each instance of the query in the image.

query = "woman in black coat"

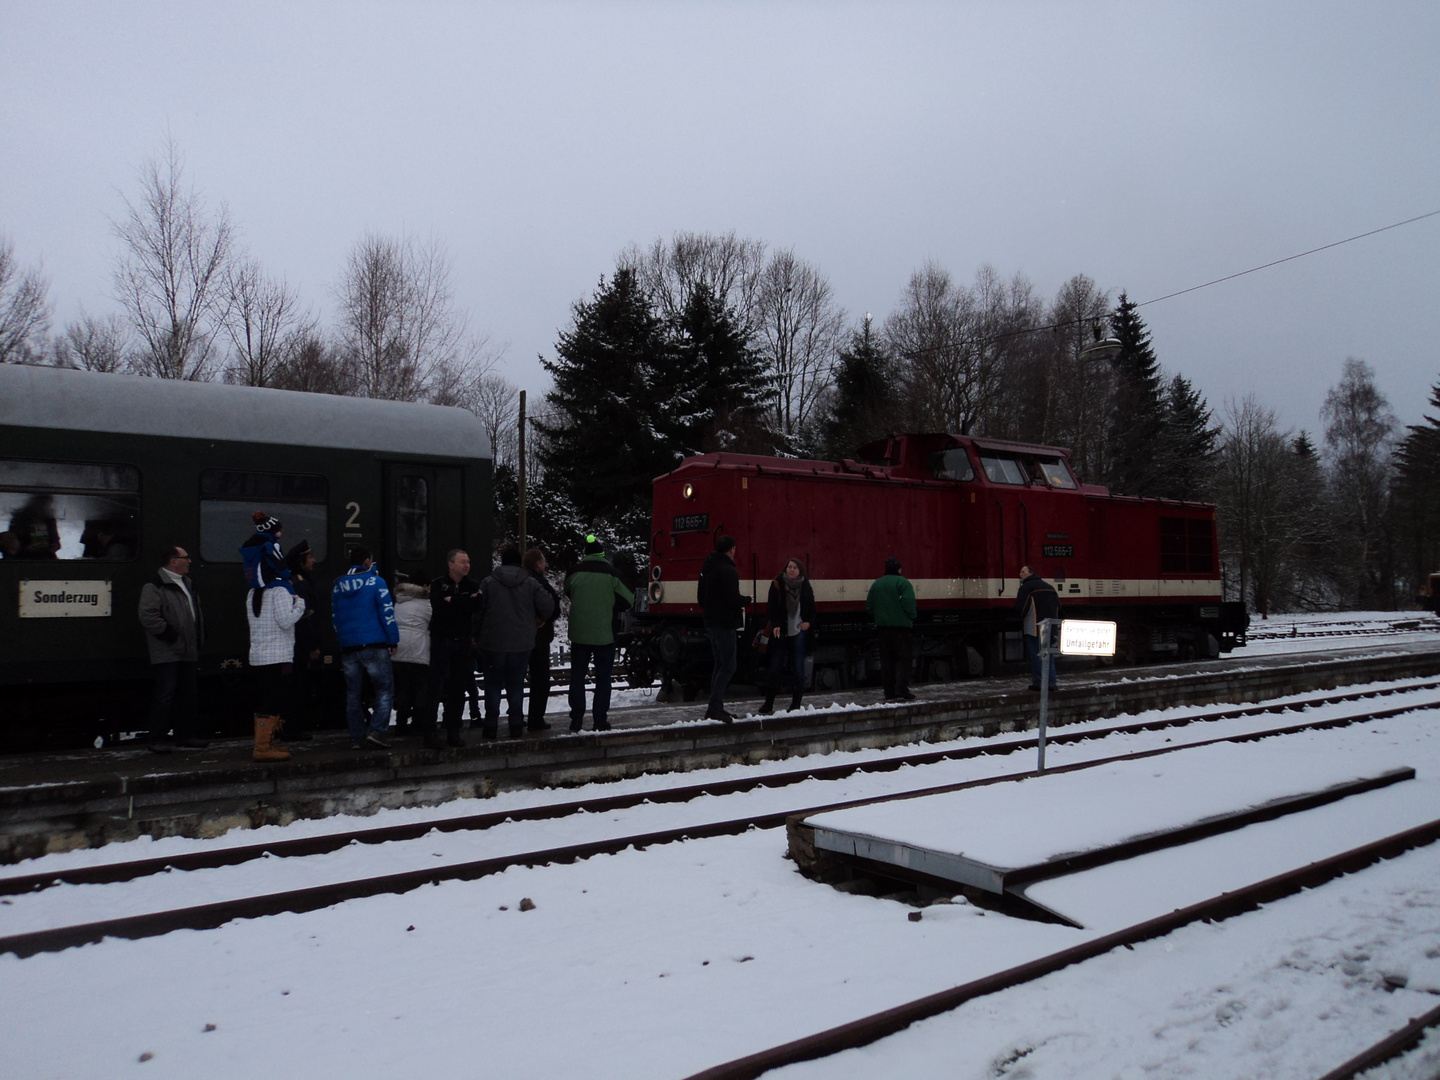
[760,557,815,714]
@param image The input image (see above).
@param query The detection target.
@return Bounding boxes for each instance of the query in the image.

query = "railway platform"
[3,641,1440,862]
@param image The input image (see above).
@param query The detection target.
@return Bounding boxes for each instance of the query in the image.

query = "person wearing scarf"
[759,557,816,714]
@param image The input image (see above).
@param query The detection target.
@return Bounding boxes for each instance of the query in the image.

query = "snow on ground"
[3,666,1440,1077]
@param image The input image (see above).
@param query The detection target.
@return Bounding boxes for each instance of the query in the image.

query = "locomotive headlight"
[648,581,664,603]
[682,482,695,500]
[650,565,663,581]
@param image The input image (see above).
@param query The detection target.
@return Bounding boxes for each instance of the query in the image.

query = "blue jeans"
[1024,633,1058,689]
[767,632,806,692]
[342,647,394,743]
[706,626,737,715]
[481,649,530,733]
[568,642,615,726]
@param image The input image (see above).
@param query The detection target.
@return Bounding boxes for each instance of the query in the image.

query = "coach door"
[382,464,466,585]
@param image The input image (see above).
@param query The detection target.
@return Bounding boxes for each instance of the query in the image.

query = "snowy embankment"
[3,672,1440,1078]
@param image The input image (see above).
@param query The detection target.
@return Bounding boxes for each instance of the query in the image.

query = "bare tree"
[619,231,767,329]
[1321,357,1398,607]
[884,261,978,434]
[334,232,465,401]
[270,331,353,396]
[221,257,315,387]
[755,248,844,446]
[111,140,235,380]
[466,372,521,468]
[1038,274,1115,481]
[0,235,52,364]
[52,312,129,372]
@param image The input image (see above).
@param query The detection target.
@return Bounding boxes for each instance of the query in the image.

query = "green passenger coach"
[0,363,493,749]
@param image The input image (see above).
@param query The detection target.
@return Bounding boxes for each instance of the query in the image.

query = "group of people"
[135,514,1065,757]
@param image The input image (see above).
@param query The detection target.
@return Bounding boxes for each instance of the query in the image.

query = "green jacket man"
[563,536,635,732]
[866,556,917,701]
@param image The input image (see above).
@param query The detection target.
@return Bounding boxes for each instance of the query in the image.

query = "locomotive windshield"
[978,454,1028,485]
[929,448,975,481]
[1035,457,1077,489]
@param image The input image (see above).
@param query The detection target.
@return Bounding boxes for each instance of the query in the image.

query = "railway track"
[1247,619,1438,641]
[4,678,1438,960]
[681,818,1440,1080]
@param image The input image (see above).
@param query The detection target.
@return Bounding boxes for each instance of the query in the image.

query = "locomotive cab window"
[978,454,1028,485]
[1034,457,1077,489]
[929,448,975,482]
[199,469,328,562]
[0,459,140,560]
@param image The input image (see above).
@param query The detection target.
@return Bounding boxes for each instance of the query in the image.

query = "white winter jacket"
[247,588,306,667]
[393,590,432,665]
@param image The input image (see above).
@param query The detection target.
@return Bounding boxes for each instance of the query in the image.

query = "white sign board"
[19,580,113,618]
[1059,619,1116,656]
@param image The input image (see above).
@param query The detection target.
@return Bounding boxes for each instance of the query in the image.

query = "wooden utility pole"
[517,390,527,549]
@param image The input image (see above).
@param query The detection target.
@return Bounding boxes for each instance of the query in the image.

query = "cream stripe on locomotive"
[654,577,1222,606]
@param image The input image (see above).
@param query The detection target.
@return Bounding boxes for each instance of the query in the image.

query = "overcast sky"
[3,1,1437,437]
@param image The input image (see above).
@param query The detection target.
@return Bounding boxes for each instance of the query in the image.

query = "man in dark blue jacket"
[331,546,399,749]
[1015,565,1060,691]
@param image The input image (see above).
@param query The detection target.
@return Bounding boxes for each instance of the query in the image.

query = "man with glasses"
[136,545,210,754]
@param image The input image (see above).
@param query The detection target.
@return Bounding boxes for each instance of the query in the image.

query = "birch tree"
[112,141,235,380]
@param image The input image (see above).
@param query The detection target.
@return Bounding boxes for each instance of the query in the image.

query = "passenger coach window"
[978,454,1027,485]
[199,469,327,562]
[0,459,139,560]
[1160,516,1214,573]
[395,476,428,560]
[929,449,975,482]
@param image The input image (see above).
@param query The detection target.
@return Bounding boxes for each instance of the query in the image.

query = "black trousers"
[286,656,316,732]
[877,627,913,698]
[527,642,551,728]
[426,637,472,736]
[146,661,199,741]
[252,662,290,716]
[393,661,430,731]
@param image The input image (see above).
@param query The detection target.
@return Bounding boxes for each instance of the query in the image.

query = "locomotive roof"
[0,363,491,459]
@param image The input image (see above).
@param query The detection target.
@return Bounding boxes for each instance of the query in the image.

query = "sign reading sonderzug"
[19,581,113,618]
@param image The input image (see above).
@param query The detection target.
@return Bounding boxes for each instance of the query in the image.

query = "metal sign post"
[1036,618,1057,773]
[1037,619,1117,773]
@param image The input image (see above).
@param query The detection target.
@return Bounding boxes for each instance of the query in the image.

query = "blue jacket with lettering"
[331,564,399,651]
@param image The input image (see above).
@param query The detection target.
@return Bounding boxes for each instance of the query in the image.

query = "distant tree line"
[5,149,1438,609]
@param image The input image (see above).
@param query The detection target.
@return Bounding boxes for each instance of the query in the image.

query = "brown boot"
[253,714,291,762]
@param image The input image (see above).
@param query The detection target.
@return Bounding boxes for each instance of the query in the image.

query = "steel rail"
[3,696,1435,959]
[4,679,1437,898]
[681,818,1440,1080]
[1314,1000,1440,1080]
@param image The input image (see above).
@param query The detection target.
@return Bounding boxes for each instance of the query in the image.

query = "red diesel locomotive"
[629,432,1248,692]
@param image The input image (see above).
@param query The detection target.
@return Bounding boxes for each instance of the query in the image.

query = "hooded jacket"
[478,563,556,652]
[393,582,433,665]
[565,553,634,646]
[331,564,399,650]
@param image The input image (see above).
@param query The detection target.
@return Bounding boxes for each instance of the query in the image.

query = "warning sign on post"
[1059,619,1116,656]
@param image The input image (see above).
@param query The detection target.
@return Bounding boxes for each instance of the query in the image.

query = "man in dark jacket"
[331,546,400,749]
[1015,565,1061,691]
[136,544,209,753]
[283,539,319,741]
[564,535,634,732]
[697,534,746,723]
[425,548,480,748]
[866,556,918,701]
[476,545,556,738]
[523,548,560,731]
